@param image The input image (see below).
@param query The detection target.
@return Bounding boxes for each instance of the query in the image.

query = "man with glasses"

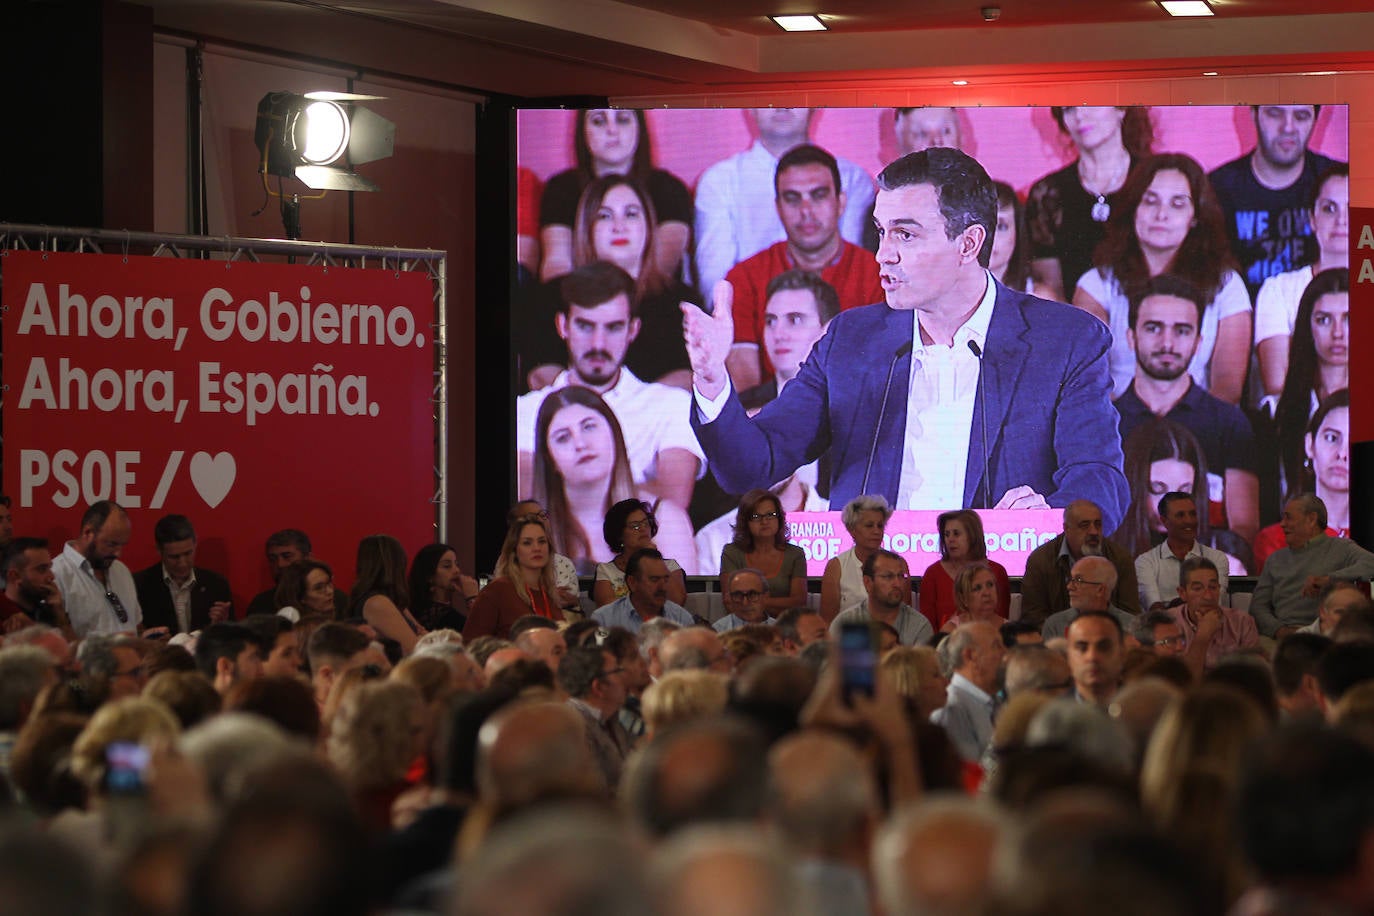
[1040,556,1137,640]
[52,500,142,639]
[1021,500,1141,629]
[1133,611,1188,659]
[557,644,631,790]
[828,549,932,647]
[1167,556,1258,675]
[714,568,772,633]
[592,549,695,633]
[76,633,146,700]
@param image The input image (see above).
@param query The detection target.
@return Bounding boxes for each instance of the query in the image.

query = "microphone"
[967,339,992,509]
[861,339,914,497]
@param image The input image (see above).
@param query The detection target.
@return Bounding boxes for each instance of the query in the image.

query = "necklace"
[1080,156,1130,223]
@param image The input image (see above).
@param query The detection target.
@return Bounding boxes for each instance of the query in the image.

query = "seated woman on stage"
[918,509,1010,629]
[719,488,808,618]
[406,543,479,634]
[940,561,1009,634]
[464,515,565,641]
[820,495,909,622]
[351,535,428,656]
[592,498,690,608]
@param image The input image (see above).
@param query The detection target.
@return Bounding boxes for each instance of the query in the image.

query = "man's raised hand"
[682,280,735,400]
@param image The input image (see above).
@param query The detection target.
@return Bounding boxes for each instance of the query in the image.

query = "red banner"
[2,250,436,610]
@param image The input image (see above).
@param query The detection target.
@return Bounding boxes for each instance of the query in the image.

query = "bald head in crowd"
[476,701,603,807]
[652,826,800,916]
[659,628,729,674]
[1004,644,1073,699]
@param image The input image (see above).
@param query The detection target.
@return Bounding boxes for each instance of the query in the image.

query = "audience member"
[592,548,694,632]
[272,559,338,618]
[143,669,221,729]
[641,670,730,738]
[1066,611,1126,706]
[350,535,427,656]
[1249,493,1374,638]
[1041,556,1138,639]
[1168,556,1259,675]
[820,495,906,621]
[557,645,631,790]
[1209,104,1343,297]
[512,620,567,673]
[940,560,1010,633]
[930,621,1004,761]
[133,514,232,636]
[774,607,828,653]
[0,538,68,637]
[465,516,567,641]
[305,623,372,711]
[194,623,265,697]
[873,798,1002,916]
[1021,500,1141,628]
[77,633,147,700]
[659,627,731,675]
[920,509,1012,628]
[694,107,875,296]
[878,645,948,717]
[245,529,348,617]
[737,270,842,413]
[720,489,808,616]
[829,549,933,647]
[52,500,141,638]
[406,543,478,633]
[592,498,690,607]
[1133,489,1235,611]
[238,614,302,678]
[723,145,882,391]
[1134,610,1188,658]
[1003,643,1073,699]
[714,568,772,633]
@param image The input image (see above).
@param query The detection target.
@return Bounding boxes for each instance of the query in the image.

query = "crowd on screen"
[0,482,1373,913]
[514,104,1351,580]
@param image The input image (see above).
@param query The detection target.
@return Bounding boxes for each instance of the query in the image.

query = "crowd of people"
[1,485,1374,915]
[514,104,1349,581]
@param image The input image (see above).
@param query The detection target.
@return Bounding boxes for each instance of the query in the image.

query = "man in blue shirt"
[592,549,694,633]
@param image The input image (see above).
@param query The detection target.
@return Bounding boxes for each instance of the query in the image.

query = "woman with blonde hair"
[327,680,427,835]
[641,670,730,739]
[1141,685,1271,902]
[878,645,948,719]
[940,561,1009,634]
[464,515,564,641]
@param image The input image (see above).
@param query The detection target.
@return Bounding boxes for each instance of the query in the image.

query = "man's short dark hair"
[153,514,196,547]
[1273,632,1332,695]
[80,500,124,533]
[861,548,904,580]
[306,623,370,674]
[1331,604,1374,643]
[266,529,311,555]
[1318,578,1364,608]
[1,537,48,576]
[1068,610,1124,642]
[1238,724,1374,883]
[239,615,292,649]
[764,269,840,325]
[1177,556,1219,591]
[1133,610,1178,643]
[1155,491,1194,527]
[1315,641,1374,703]
[773,607,815,645]
[558,261,637,317]
[1128,274,1205,329]
[625,548,664,582]
[194,623,258,679]
[774,143,841,199]
[509,615,558,640]
[875,147,997,267]
[601,626,639,664]
[1000,620,1039,647]
[556,646,609,699]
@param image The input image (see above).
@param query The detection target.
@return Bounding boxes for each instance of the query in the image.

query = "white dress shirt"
[52,542,142,638]
[1134,539,1232,611]
[896,272,996,509]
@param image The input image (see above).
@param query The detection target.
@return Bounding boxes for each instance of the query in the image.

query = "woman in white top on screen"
[819,495,909,622]
[591,498,690,607]
[533,386,695,576]
[1253,164,1348,409]
[1073,154,1252,405]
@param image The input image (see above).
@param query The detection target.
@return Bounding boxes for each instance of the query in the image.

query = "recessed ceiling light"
[1159,1,1213,16]
[1203,71,1219,76]
[770,15,827,31]
[952,79,969,86]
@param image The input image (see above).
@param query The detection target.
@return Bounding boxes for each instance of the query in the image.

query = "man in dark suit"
[685,147,1129,531]
[133,514,232,635]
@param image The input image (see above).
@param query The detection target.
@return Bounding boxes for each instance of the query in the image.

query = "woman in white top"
[1073,153,1252,405]
[591,497,689,607]
[819,495,910,622]
[1253,164,1348,408]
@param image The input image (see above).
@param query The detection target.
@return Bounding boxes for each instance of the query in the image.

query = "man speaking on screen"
[683,148,1130,531]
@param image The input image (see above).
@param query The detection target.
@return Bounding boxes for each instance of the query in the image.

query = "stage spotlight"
[254,90,395,192]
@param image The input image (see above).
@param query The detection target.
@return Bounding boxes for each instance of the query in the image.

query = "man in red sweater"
[724,143,882,390]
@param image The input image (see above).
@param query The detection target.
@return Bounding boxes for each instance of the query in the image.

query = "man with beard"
[0,538,71,637]
[52,500,144,638]
[1209,105,1344,297]
[829,549,933,647]
[1114,276,1259,545]
[516,262,705,510]
[1021,500,1141,629]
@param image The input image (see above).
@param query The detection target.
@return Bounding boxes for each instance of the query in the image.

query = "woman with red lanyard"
[463,515,565,640]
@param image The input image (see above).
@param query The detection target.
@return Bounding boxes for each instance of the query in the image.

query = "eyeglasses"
[105,589,129,624]
[749,511,780,522]
[729,590,764,602]
[1067,576,1103,587]
[1152,636,1186,648]
[626,519,655,532]
[596,666,625,681]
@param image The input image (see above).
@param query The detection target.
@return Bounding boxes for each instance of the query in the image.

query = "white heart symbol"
[189,452,236,508]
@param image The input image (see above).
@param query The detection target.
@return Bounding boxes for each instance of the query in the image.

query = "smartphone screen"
[838,622,877,703]
[105,742,150,796]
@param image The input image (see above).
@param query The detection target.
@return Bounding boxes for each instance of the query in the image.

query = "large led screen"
[514,105,1349,577]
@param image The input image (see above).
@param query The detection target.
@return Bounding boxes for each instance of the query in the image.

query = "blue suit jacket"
[692,281,1130,531]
